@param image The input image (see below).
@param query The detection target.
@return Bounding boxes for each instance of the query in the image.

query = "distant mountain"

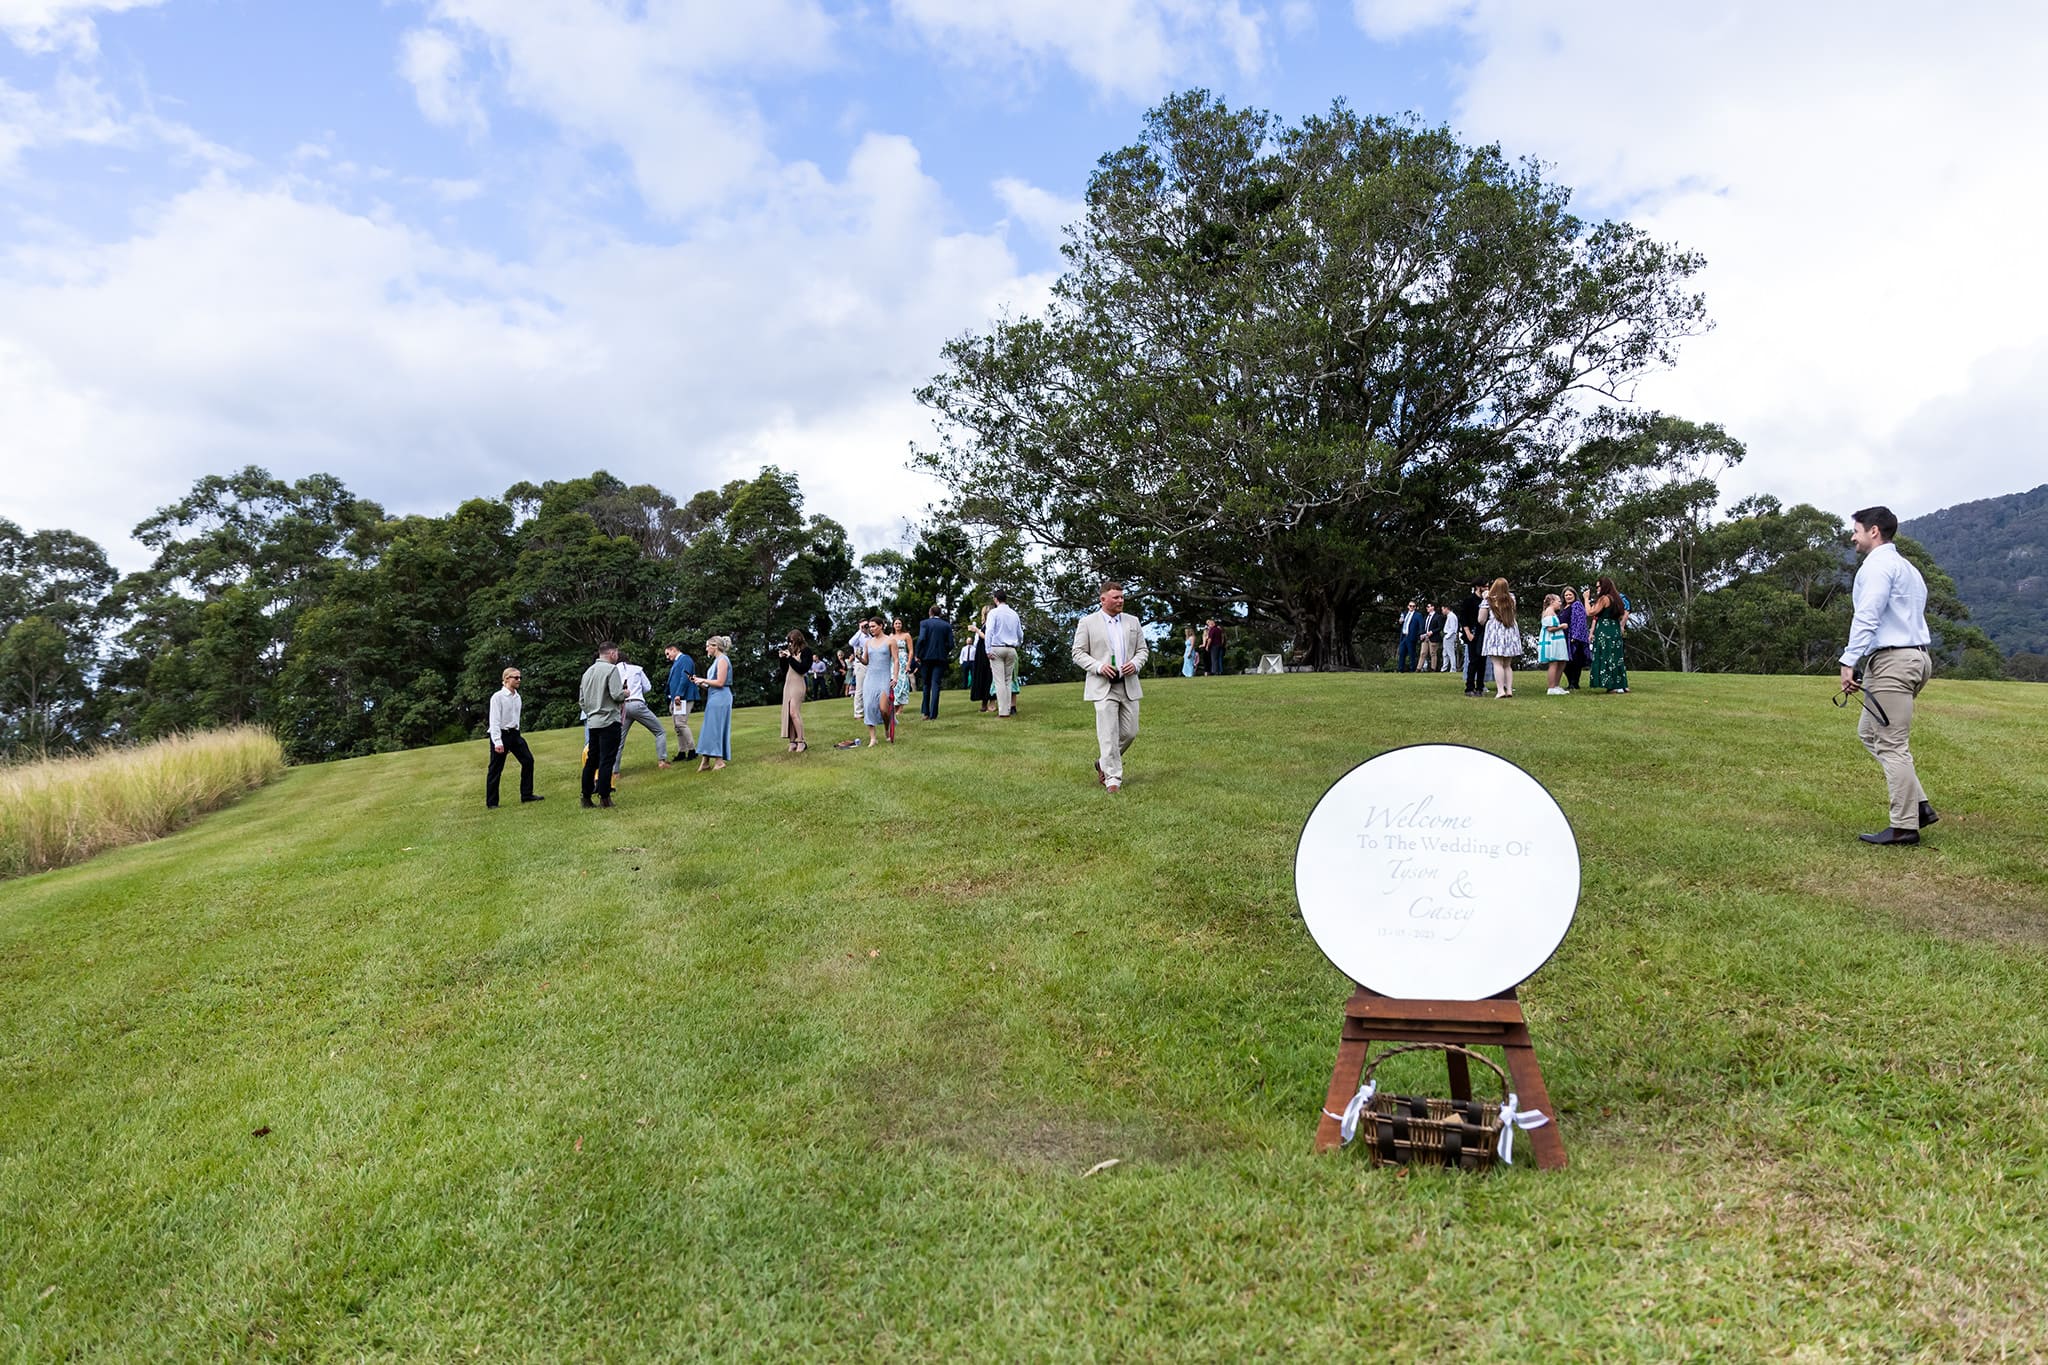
[1902,484,2048,657]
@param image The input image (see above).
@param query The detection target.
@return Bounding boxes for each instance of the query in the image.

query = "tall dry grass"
[0,727,286,879]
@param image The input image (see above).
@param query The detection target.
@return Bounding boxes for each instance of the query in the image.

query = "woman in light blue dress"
[1183,628,1198,677]
[694,636,733,769]
[858,620,891,746]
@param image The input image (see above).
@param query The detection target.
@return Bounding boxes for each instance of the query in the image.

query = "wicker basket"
[1357,1043,1510,1172]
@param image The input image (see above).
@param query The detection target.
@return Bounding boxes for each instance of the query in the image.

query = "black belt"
[1866,644,1930,658]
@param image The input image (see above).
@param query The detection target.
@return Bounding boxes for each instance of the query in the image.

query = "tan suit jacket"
[1072,610,1149,701]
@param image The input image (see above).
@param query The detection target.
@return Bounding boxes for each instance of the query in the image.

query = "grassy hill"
[4,674,2047,1359]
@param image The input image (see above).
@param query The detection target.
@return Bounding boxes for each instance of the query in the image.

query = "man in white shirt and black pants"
[486,666,542,808]
[1841,505,1938,846]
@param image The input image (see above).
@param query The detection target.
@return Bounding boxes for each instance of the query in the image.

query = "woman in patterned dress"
[1477,577,1523,699]
[887,617,913,739]
[1587,576,1630,694]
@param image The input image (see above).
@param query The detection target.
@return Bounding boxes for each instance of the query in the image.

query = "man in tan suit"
[1072,579,1148,793]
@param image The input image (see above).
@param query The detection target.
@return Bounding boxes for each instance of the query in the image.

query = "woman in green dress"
[1587,575,1630,694]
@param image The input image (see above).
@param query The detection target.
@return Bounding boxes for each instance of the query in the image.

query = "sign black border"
[1292,741,1582,998]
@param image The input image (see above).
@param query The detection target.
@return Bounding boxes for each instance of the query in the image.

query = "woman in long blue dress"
[1183,628,1198,677]
[694,636,733,770]
[858,620,890,747]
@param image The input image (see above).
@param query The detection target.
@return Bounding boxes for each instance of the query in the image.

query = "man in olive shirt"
[579,642,624,808]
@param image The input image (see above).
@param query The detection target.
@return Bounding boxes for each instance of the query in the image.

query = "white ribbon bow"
[1494,1092,1550,1165]
[1322,1081,1377,1146]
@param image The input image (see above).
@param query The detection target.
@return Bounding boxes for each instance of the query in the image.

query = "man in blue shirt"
[1840,506,1937,846]
[664,642,701,762]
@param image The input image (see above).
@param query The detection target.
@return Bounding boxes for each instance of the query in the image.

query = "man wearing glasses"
[485,666,542,808]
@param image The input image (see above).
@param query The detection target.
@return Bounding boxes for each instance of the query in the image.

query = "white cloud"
[993,175,1083,244]
[0,67,242,177]
[891,0,1270,101]
[0,0,163,55]
[1362,1,2048,519]
[413,0,840,218]
[0,135,1051,566]
[399,27,487,135]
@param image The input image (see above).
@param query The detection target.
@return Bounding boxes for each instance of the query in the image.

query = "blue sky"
[5,1,2046,569]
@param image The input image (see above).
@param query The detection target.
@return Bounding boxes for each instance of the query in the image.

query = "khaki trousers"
[1859,648,1931,829]
[1094,691,1140,782]
[988,646,1019,715]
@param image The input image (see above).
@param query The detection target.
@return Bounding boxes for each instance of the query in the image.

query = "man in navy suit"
[914,605,956,720]
[1397,600,1425,672]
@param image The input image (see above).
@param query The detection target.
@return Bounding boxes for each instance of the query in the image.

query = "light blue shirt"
[986,603,1023,648]
[1841,541,1930,666]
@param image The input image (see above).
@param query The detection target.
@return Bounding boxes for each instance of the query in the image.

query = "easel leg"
[1445,1049,1472,1103]
[1315,1029,1370,1152]
[1502,1034,1567,1171]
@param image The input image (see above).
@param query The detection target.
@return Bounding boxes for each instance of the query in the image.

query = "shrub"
[0,727,285,879]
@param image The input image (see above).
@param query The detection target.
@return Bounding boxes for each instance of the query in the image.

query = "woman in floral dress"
[1587,576,1630,694]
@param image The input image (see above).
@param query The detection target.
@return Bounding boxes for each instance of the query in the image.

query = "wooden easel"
[1314,986,1568,1170]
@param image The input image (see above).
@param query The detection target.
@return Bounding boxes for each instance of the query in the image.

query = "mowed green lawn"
[4,673,2046,1360]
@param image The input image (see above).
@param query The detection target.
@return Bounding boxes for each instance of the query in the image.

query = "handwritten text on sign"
[1296,748,1579,1000]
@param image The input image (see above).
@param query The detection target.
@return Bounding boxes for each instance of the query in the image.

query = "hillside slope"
[4,674,2047,1358]
[1904,482,2048,656]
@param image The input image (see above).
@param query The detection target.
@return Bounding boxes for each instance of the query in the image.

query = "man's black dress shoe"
[1919,801,1939,827]
[522,794,546,803]
[1858,827,1920,846]
[581,796,595,808]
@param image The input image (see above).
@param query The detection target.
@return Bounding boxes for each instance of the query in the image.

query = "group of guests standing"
[1178,620,1228,676]
[1397,578,1633,699]
[484,637,738,810]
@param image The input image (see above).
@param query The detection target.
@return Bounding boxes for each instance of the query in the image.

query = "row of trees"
[2,92,2022,761]
[0,466,1090,762]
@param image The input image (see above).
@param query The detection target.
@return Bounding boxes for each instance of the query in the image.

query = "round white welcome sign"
[1295,744,1579,1001]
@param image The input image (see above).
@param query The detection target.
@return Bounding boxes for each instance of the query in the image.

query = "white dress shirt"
[616,662,653,702]
[487,687,521,744]
[986,603,1024,648]
[1841,541,1931,666]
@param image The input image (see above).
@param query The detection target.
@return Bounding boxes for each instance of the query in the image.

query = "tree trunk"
[1287,592,1361,671]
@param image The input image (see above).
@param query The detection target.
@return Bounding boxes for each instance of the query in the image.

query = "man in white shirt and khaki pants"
[985,590,1024,717]
[1073,579,1148,793]
[1841,505,1938,846]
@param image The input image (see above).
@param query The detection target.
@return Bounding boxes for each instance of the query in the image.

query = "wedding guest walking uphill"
[985,591,1023,716]
[1587,577,1630,694]
[1841,505,1939,846]
[1074,579,1148,793]
[579,643,623,808]
[484,666,540,808]
[857,619,893,746]
[694,636,733,771]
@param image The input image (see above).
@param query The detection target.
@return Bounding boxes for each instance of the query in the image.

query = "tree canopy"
[917,91,1710,666]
